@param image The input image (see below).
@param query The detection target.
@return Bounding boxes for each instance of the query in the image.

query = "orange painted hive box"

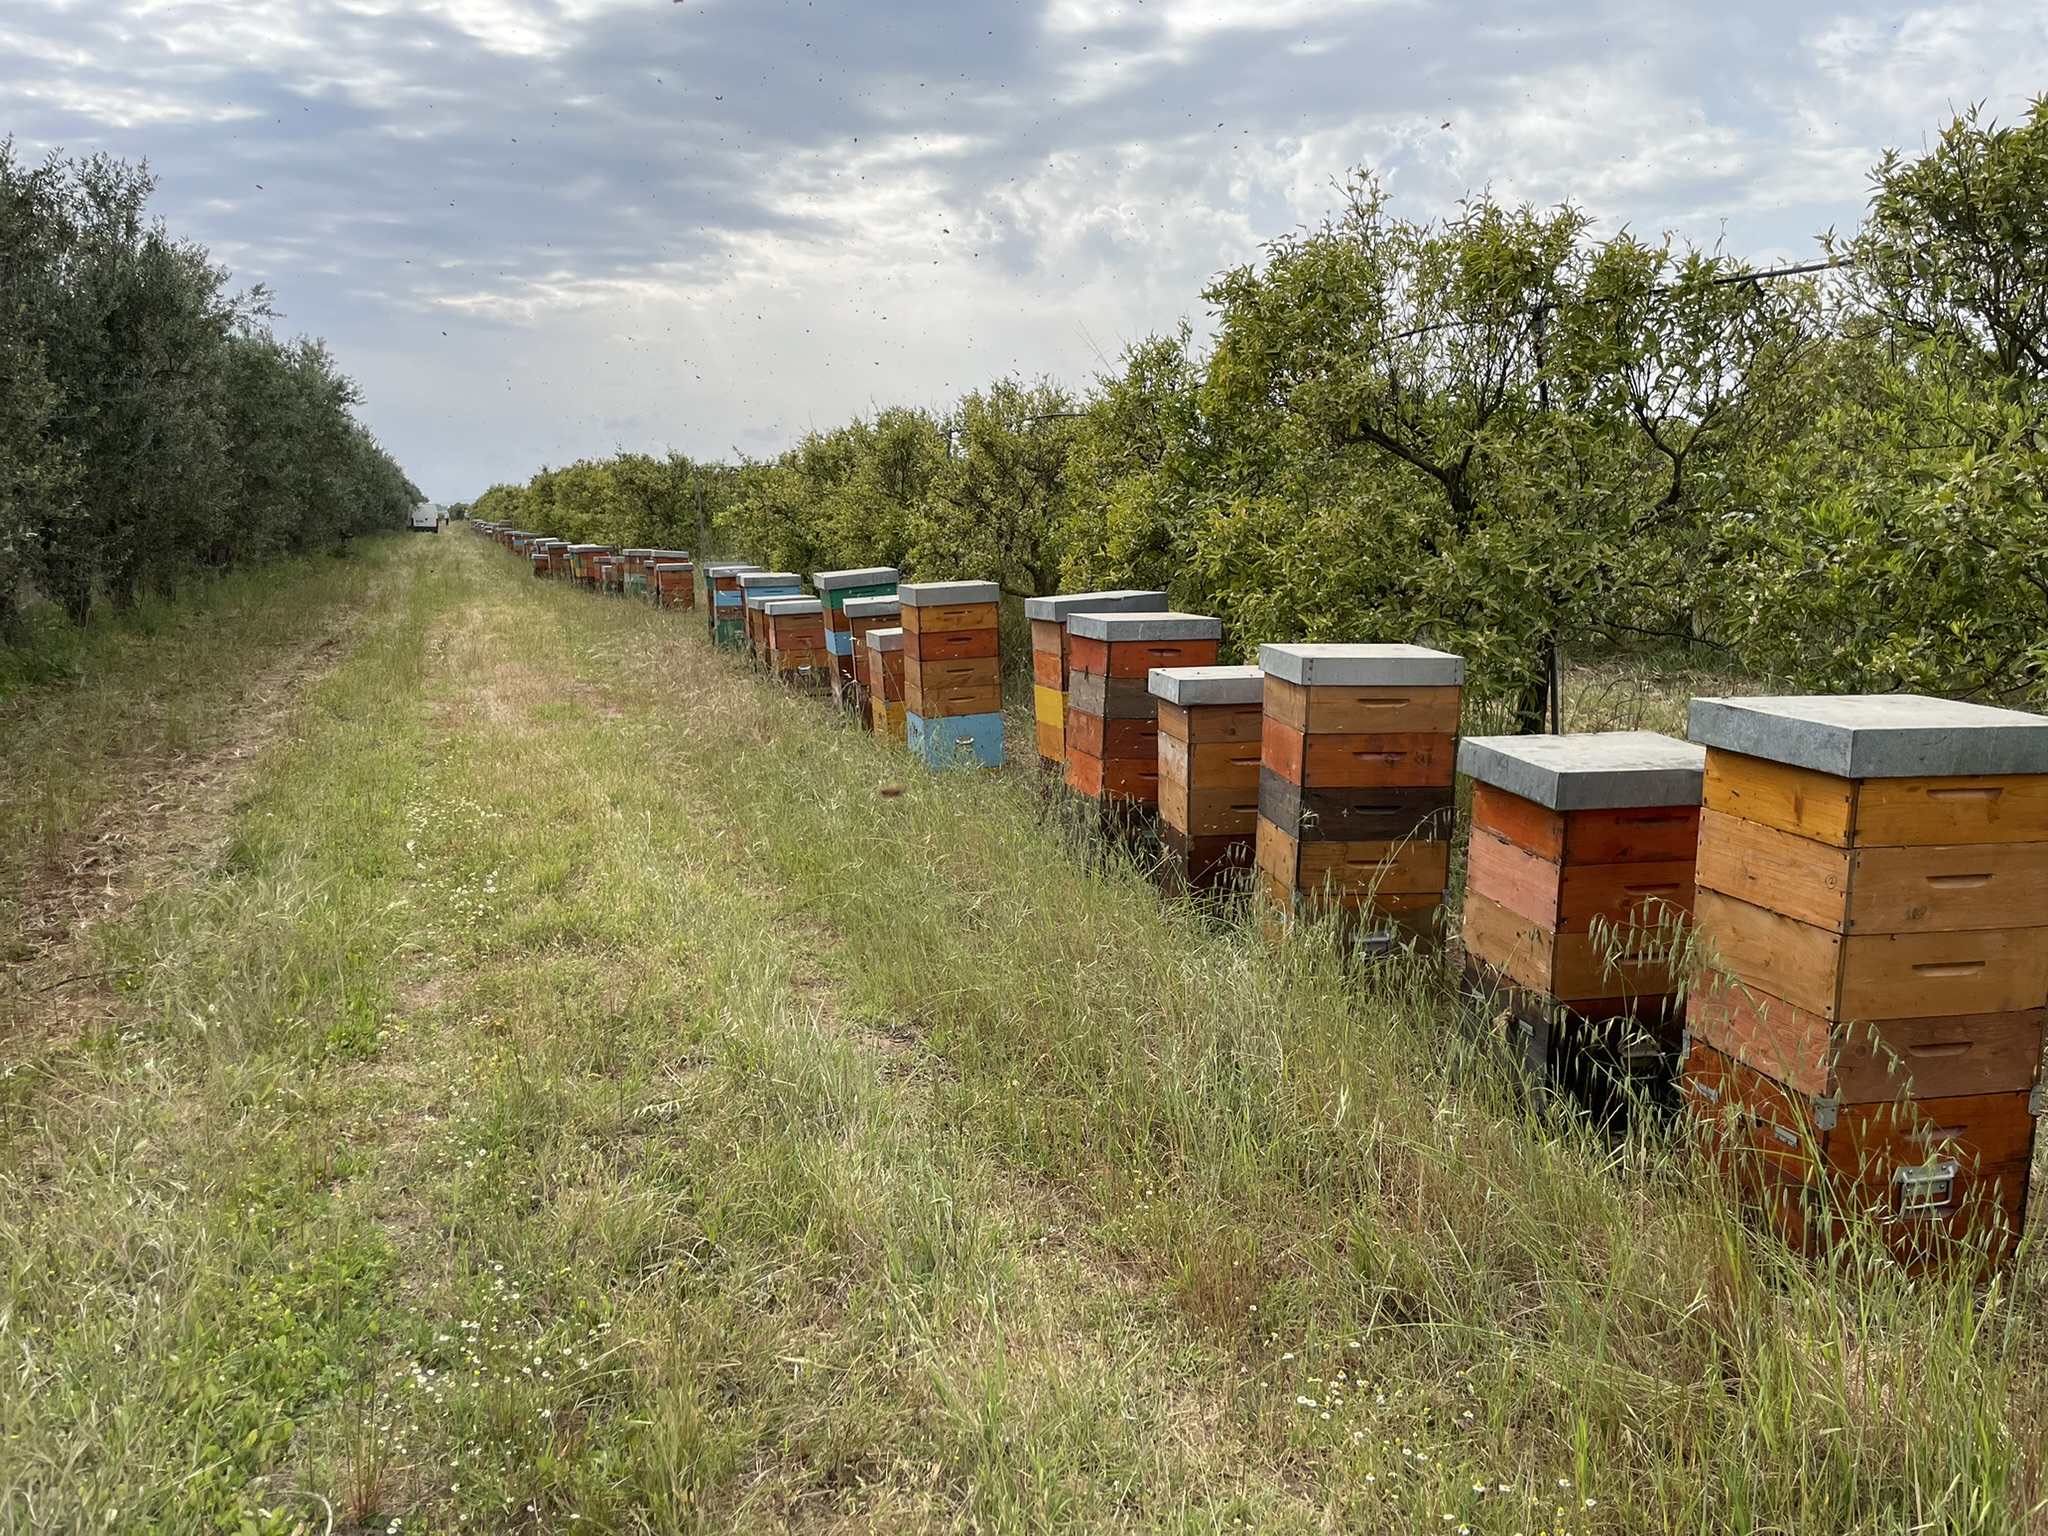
[1458,730,1706,1104]
[761,597,829,682]
[1149,665,1264,888]
[838,594,902,710]
[862,626,907,741]
[1024,590,1169,769]
[1062,611,1221,804]
[1254,643,1463,935]
[1682,694,2048,1263]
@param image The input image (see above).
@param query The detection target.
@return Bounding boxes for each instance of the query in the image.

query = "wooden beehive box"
[736,572,802,658]
[761,596,829,685]
[1149,665,1264,888]
[704,563,760,647]
[1023,591,1169,770]
[649,558,694,609]
[1255,644,1463,936]
[1683,693,2048,1260]
[841,595,902,711]
[1063,612,1221,804]
[814,567,900,688]
[862,626,907,741]
[1458,731,1705,1102]
[899,581,1004,768]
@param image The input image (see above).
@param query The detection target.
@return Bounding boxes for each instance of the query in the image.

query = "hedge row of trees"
[0,144,418,633]
[476,101,2048,725]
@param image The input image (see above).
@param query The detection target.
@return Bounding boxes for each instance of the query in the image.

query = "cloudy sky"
[4,1,2044,500]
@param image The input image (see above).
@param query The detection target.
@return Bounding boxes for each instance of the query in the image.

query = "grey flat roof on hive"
[842,596,901,619]
[1688,694,2048,779]
[899,580,1000,607]
[760,596,823,615]
[811,566,899,590]
[1066,610,1222,642]
[736,571,801,588]
[1021,589,1170,622]
[1458,731,1705,810]
[1259,643,1464,688]
[864,626,905,651]
[1147,665,1264,707]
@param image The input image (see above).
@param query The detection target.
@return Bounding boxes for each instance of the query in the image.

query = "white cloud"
[3,0,2046,498]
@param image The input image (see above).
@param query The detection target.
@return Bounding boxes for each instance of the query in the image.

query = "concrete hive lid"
[760,596,823,615]
[812,566,900,590]
[842,596,902,619]
[737,570,801,588]
[1458,731,1706,811]
[1022,589,1170,622]
[1259,643,1465,688]
[1067,610,1222,642]
[1147,664,1264,707]
[1688,694,2048,779]
[864,626,906,652]
[899,579,1000,607]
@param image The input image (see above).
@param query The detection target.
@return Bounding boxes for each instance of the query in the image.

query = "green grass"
[0,533,2043,1532]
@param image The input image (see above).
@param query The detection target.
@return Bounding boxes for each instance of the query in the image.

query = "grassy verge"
[1,532,2042,1533]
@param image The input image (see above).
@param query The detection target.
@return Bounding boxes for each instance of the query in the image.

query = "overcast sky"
[4,1,2045,500]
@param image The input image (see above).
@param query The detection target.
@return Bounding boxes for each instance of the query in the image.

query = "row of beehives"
[471,523,2048,1267]
[480,526,700,608]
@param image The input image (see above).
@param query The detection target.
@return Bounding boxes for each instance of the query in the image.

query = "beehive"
[621,549,653,598]
[1063,612,1221,806]
[736,571,801,659]
[567,544,610,587]
[1150,665,1264,889]
[1682,694,2048,1260]
[842,595,902,714]
[900,581,1003,769]
[1458,731,1705,1108]
[597,556,624,595]
[813,567,901,700]
[1022,591,1170,770]
[863,626,907,741]
[529,547,550,578]
[760,596,829,685]
[1255,643,1463,938]
[546,542,571,579]
[703,563,761,648]
[649,558,694,609]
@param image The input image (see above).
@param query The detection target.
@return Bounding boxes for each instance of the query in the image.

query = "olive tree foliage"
[472,453,730,551]
[1712,99,2048,702]
[0,143,415,633]
[1065,177,1803,727]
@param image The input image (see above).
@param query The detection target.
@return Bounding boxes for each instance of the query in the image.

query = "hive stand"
[1149,665,1264,890]
[842,595,903,719]
[862,627,907,741]
[1023,591,1170,772]
[812,568,901,706]
[703,563,760,647]
[900,581,1004,769]
[1458,731,1706,1117]
[1255,644,1464,942]
[759,596,830,688]
[736,573,803,662]
[1683,693,2048,1262]
[1063,611,1222,818]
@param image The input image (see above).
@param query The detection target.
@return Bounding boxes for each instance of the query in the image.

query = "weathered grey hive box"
[1689,694,2048,779]
[864,626,905,653]
[899,580,999,607]
[1259,643,1465,688]
[842,596,901,620]
[1460,731,1706,811]
[1068,611,1223,643]
[1022,590,1169,622]
[812,566,899,590]
[1148,665,1264,707]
